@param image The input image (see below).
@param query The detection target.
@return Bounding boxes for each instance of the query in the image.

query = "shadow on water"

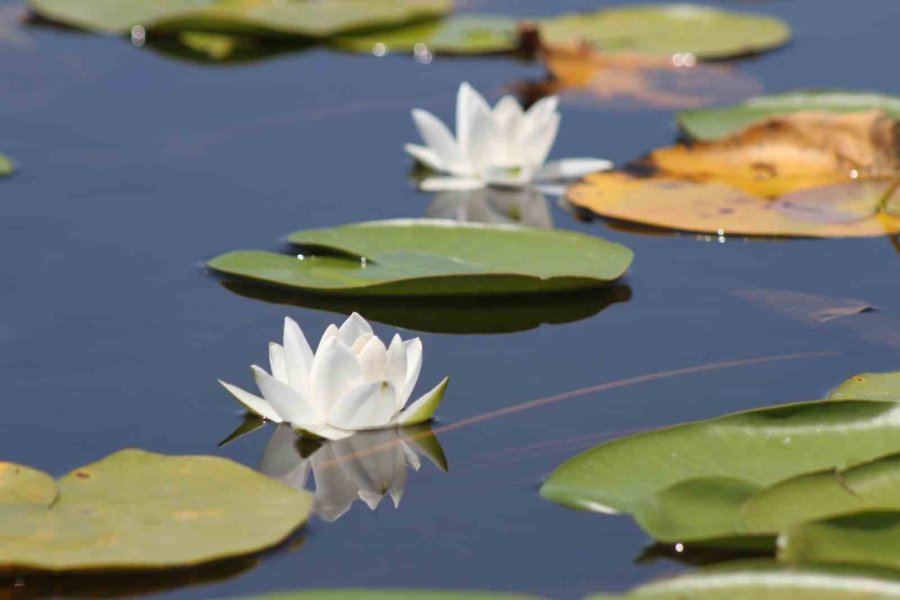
[0,552,272,598]
[636,538,775,568]
[220,280,633,335]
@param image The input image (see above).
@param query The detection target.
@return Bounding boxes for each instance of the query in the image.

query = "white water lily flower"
[405,82,613,192]
[220,313,448,441]
[260,424,446,521]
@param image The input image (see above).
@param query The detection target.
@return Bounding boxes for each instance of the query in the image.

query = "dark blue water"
[1,0,899,597]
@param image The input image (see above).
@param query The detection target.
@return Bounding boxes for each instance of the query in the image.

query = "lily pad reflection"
[221,281,631,335]
[425,187,553,229]
[259,424,448,522]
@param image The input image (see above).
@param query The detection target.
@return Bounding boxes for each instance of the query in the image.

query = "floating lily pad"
[650,110,900,197]
[0,155,13,177]
[27,0,452,37]
[0,449,312,571]
[569,109,900,238]
[209,220,633,297]
[537,4,790,60]
[0,462,56,505]
[740,454,900,535]
[568,173,900,238]
[587,561,900,599]
[829,371,900,401]
[679,91,900,141]
[517,45,762,111]
[249,591,545,600]
[148,31,310,64]
[780,511,900,571]
[332,15,519,55]
[541,399,900,543]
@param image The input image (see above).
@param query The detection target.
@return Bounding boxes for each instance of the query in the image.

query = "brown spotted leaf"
[650,110,900,196]
[567,172,900,238]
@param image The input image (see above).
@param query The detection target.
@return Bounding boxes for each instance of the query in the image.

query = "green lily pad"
[740,453,900,534]
[678,91,900,141]
[332,15,520,55]
[27,0,451,37]
[541,399,900,543]
[148,30,309,64]
[633,476,763,543]
[0,449,312,571]
[0,155,13,177]
[780,511,900,572]
[587,561,900,599]
[209,220,633,297]
[829,371,900,401]
[538,4,790,60]
[248,592,545,600]
[0,462,56,505]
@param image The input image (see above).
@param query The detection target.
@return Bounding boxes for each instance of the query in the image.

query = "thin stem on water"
[316,350,838,470]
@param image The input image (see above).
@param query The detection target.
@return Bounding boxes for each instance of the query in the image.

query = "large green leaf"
[221,281,631,334]
[632,476,763,544]
[740,454,900,534]
[209,220,633,297]
[538,4,790,60]
[27,0,451,37]
[678,91,900,141]
[829,371,900,401]
[541,399,900,542]
[0,462,57,505]
[780,511,900,571]
[332,15,520,55]
[0,449,312,570]
[587,561,900,599]
[247,592,545,600]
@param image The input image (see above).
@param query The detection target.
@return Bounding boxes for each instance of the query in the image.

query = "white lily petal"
[218,379,282,423]
[400,338,422,408]
[536,183,569,197]
[350,333,375,354]
[283,317,313,393]
[412,108,468,176]
[492,95,525,139]
[252,365,322,425]
[535,158,614,181]
[358,336,388,382]
[398,377,449,426]
[317,324,339,354]
[404,143,445,172]
[456,82,492,160]
[524,113,560,169]
[337,312,373,346]
[420,176,485,192]
[465,99,503,178]
[330,380,397,431]
[309,339,363,416]
[268,342,288,383]
[524,95,559,125]
[386,335,408,408]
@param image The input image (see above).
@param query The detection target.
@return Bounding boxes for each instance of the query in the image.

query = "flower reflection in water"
[259,424,448,522]
[425,186,553,229]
